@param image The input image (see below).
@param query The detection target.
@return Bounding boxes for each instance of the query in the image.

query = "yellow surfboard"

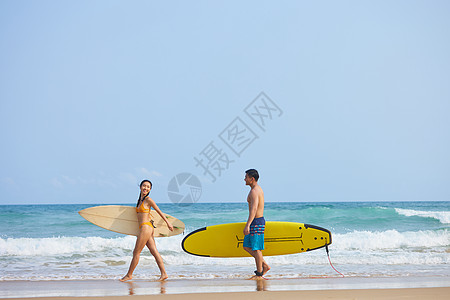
[79,205,185,237]
[182,222,331,257]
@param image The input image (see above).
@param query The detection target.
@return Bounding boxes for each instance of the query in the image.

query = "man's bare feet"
[262,263,271,275]
[158,274,168,281]
[120,275,132,282]
[248,275,267,280]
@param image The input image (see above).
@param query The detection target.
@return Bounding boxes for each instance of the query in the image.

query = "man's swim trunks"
[243,217,265,250]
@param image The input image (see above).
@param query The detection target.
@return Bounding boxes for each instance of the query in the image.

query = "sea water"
[0,201,448,281]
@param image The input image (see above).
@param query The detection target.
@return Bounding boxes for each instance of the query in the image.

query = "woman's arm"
[147,197,174,231]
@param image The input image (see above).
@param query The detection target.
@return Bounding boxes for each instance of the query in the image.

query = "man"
[243,169,270,279]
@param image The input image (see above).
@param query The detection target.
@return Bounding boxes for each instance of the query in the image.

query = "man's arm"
[244,191,258,235]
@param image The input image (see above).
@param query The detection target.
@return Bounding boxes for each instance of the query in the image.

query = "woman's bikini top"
[136,199,150,213]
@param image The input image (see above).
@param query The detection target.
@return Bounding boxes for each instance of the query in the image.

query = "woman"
[120,180,173,282]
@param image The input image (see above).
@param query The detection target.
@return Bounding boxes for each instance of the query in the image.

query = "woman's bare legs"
[120,227,152,282]
[146,236,168,281]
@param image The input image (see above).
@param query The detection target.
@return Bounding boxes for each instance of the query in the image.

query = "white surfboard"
[79,205,185,237]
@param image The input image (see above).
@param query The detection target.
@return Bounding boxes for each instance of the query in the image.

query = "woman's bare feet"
[120,275,133,282]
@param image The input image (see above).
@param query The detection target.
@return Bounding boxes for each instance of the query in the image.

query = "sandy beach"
[2,287,450,300]
[1,276,449,299]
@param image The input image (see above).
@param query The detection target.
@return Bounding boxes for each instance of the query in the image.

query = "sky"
[0,1,449,205]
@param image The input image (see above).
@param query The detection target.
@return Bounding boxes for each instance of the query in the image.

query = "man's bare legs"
[244,247,270,278]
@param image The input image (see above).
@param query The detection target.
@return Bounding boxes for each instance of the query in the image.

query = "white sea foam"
[1,229,449,281]
[1,229,447,259]
[0,236,136,256]
[395,208,450,224]
[332,229,449,250]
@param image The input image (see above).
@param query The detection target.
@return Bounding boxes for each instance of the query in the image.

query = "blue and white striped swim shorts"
[243,217,265,250]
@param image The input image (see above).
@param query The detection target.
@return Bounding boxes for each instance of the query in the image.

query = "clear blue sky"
[1,1,449,205]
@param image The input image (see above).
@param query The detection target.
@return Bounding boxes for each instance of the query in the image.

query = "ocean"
[0,201,448,281]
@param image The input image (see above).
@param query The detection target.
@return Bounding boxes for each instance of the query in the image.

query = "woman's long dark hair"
[136,179,152,207]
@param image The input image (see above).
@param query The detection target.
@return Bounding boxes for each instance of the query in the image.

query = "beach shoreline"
[1,276,449,299]
[2,288,450,300]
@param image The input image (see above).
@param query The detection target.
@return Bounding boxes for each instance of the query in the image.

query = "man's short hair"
[245,169,259,181]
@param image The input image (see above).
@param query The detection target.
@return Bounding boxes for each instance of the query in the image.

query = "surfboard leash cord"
[326,245,345,277]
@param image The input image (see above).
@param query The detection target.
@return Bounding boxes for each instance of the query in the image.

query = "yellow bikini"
[136,201,150,213]
[136,200,155,229]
